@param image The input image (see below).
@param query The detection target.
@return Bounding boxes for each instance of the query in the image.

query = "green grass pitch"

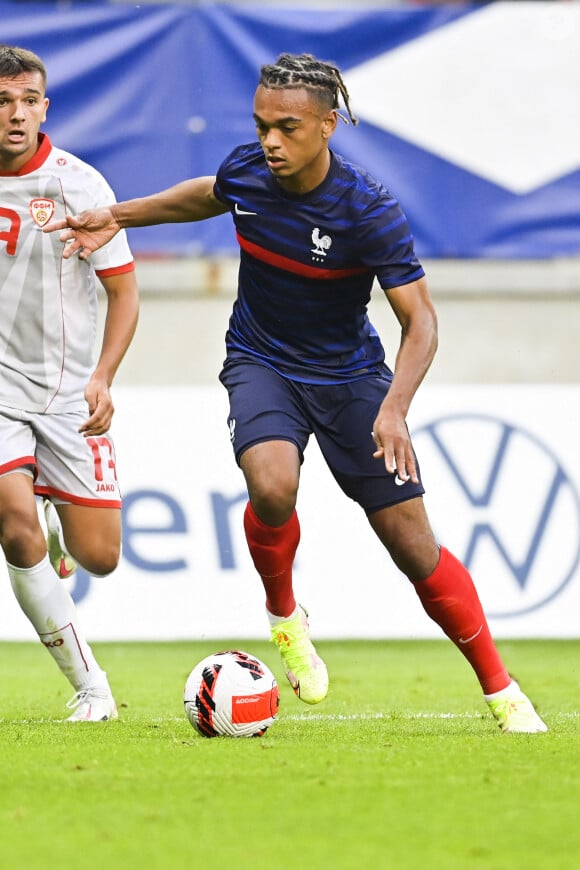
[1,639,578,870]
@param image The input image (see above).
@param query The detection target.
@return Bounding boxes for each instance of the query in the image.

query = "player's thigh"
[219,359,310,466]
[0,411,44,554]
[0,470,46,560]
[240,439,301,524]
[0,469,38,521]
[56,503,122,574]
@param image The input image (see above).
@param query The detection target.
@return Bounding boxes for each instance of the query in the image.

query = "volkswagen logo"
[412,413,580,618]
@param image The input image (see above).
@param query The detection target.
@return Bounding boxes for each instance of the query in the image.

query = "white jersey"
[0,133,134,413]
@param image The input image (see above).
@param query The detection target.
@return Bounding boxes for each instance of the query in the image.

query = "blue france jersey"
[214,142,424,384]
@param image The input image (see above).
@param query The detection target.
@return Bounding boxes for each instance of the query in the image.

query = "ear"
[321,110,338,140]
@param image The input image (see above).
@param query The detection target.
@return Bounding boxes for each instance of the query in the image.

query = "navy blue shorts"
[219,358,425,515]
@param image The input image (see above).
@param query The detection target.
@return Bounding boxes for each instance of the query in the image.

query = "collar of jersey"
[266,150,338,201]
[0,132,52,177]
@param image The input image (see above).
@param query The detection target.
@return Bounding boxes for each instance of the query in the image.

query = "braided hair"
[258,53,358,126]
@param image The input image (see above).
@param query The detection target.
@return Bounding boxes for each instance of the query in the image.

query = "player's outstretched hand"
[43,207,121,260]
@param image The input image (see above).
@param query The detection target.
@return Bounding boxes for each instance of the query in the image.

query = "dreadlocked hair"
[259,53,358,126]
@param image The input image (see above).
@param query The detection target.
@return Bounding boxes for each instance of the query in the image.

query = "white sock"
[484,679,521,702]
[7,555,109,693]
[266,604,299,627]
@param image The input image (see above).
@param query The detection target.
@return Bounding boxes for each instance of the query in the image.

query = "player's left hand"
[371,405,419,485]
[80,377,114,436]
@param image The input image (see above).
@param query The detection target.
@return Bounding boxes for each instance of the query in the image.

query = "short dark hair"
[0,45,47,88]
[259,53,358,126]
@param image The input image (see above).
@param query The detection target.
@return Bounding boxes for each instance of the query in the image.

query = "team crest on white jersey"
[29,199,55,228]
[311,227,332,261]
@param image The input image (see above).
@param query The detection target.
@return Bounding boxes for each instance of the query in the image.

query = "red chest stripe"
[236,231,369,281]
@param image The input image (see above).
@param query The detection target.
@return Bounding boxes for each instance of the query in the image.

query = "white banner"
[1,384,579,641]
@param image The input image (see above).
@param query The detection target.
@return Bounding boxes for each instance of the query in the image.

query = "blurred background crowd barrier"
[3,0,579,258]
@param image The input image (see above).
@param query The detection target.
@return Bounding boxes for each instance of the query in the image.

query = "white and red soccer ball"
[184,650,280,737]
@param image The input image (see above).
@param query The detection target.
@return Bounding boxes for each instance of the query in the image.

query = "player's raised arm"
[45,176,228,260]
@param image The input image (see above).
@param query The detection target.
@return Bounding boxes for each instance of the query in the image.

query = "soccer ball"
[184,650,280,738]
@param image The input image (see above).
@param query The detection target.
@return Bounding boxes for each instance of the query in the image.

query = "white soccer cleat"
[43,499,77,579]
[65,689,118,722]
[486,682,548,733]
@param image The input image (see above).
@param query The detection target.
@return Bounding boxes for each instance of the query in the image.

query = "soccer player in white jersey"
[0,46,139,721]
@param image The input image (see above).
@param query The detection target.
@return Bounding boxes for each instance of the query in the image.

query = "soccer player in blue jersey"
[49,53,546,733]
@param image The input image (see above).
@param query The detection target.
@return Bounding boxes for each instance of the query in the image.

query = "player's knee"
[78,541,121,577]
[251,484,297,526]
[0,512,44,563]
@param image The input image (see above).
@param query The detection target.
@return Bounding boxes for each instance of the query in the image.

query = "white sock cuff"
[266,605,299,627]
[6,554,52,578]
[484,679,520,702]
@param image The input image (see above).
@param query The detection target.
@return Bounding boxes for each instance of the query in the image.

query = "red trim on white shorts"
[34,484,121,509]
[0,456,38,477]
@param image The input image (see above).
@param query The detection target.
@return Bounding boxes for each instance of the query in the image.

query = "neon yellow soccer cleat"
[271,605,328,705]
[487,686,548,734]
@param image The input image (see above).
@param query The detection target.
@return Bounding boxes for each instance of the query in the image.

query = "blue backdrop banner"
[1,1,579,259]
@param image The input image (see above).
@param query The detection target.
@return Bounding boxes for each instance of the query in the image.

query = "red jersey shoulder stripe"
[236,231,369,281]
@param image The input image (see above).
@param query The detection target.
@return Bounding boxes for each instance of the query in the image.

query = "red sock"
[412,546,510,694]
[243,502,299,618]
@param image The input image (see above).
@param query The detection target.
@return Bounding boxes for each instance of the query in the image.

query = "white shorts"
[0,405,122,508]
